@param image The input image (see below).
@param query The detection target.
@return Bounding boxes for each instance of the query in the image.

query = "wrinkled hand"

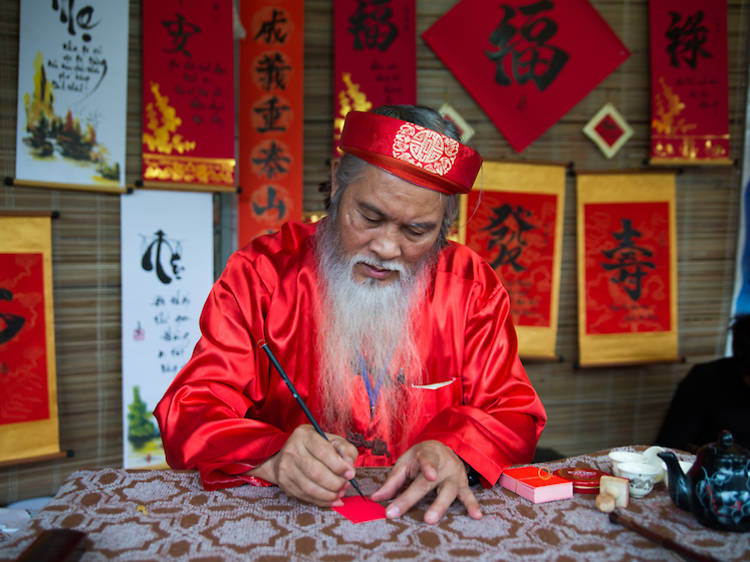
[370,440,482,524]
[249,424,358,507]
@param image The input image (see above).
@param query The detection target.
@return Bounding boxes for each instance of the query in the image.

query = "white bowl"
[617,461,661,498]
[608,450,646,476]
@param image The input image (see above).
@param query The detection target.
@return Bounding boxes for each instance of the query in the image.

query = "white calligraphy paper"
[15,0,129,187]
[121,190,213,468]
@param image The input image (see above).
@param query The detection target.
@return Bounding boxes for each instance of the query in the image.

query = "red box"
[500,466,573,503]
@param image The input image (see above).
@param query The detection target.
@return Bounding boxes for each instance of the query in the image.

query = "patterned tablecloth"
[1,450,747,561]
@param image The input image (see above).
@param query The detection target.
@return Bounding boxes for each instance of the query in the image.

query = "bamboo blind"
[0,0,747,504]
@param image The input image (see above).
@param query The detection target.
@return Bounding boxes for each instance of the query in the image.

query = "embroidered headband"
[339,111,483,195]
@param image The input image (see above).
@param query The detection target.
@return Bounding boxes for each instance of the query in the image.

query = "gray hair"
[327,105,461,248]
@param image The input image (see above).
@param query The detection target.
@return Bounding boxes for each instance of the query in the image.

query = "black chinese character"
[486,0,569,92]
[141,230,184,285]
[348,0,398,52]
[600,218,655,301]
[162,13,201,58]
[483,204,537,272]
[253,96,290,133]
[0,288,25,345]
[252,186,287,219]
[255,52,292,91]
[665,11,712,69]
[253,141,291,178]
[254,8,288,44]
[52,0,98,42]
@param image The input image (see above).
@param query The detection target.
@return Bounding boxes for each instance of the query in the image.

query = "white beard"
[314,218,433,439]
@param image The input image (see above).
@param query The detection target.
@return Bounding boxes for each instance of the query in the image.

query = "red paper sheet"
[332,496,387,524]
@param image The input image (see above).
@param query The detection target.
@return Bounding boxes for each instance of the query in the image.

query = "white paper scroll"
[15,0,129,188]
[121,190,214,468]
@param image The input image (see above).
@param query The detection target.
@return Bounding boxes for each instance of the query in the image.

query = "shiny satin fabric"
[154,221,547,490]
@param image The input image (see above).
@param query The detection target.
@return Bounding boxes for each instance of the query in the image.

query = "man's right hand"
[248,424,359,507]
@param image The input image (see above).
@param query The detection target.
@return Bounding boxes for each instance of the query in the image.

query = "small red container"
[553,467,611,494]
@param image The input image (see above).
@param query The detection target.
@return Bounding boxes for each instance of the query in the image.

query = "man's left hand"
[369,440,482,524]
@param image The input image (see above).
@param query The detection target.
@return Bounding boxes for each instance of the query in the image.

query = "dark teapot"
[658,430,750,532]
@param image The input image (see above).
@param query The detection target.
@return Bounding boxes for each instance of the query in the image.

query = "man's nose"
[369,227,401,261]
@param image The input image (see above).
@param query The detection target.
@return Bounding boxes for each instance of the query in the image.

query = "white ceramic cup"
[617,461,661,498]
[608,450,646,477]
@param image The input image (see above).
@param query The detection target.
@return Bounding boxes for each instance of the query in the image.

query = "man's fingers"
[305,431,355,479]
[416,448,439,482]
[330,435,359,468]
[370,461,409,501]
[384,474,435,519]
[423,481,459,525]
[457,485,483,520]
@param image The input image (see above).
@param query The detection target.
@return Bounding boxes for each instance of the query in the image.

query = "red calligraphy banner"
[457,162,566,359]
[577,173,678,367]
[423,0,629,153]
[142,0,236,188]
[333,0,416,151]
[649,0,730,164]
[0,215,60,463]
[238,1,304,247]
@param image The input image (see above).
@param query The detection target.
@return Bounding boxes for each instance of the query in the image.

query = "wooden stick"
[609,511,720,562]
[5,176,129,194]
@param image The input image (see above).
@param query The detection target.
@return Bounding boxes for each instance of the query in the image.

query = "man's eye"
[360,213,380,224]
[405,227,426,237]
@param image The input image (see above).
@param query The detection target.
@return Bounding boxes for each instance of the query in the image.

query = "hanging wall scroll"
[120,191,214,469]
[333,0,416,151]
[14,0,128,192]
[0,214,61,464]
[649,0,730,164]
[458,162,566,359]
[142,0,236,190]
[577,172,679,367]
[423,0,630,153]
[237,0,304,247]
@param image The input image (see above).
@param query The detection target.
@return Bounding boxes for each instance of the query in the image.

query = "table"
[1,449,747,561]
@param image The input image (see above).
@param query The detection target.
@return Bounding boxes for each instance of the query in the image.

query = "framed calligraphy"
[577,172,679,367]
[422,0,630,153]
[649,0,730,165]
[120,190,214,468]
[141,0,236,189]
[237,0,304,246]
[457,162,566,359]
[0,214,61,464]
[14,0,128,191]
[333,0,416,151]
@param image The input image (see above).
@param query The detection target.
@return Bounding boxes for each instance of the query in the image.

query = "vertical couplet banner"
[333,0,416,150]
[15,0,128,189]
[142,0,236,187]
[238,0,304,247]
[457,163,566,359]
[121,191,214,469]
[577,173,678,367]
[0,216,60,463]
[649,0,730,164]
[422,0,629,153]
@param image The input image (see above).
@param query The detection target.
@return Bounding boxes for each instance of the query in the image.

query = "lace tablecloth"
[1,450,747,561]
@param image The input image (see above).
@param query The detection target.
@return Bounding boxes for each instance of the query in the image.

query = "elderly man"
[155,105,546,524]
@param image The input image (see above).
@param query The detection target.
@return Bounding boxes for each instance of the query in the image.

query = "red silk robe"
[154,221,547,490]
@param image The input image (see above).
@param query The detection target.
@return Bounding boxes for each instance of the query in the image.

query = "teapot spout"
[658,451,692,511]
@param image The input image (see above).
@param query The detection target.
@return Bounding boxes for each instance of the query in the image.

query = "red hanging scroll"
[649,0,730,164]
[238,1,304,247]
[577,172,679,367]
[423,0,629,153]
[457,162,565,359]
[142,0,236,189]
[333,0,416,151]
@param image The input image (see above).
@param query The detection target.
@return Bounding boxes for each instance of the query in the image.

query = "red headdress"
[339,111,482,195]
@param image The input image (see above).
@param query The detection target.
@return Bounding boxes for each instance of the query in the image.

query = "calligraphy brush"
[259,340,368,502]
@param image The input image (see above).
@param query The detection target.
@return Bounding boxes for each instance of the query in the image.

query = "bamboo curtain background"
[0,0,747,503]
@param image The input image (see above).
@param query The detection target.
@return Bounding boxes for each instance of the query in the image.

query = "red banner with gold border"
[238,0,304,247]
[577,172,679,367]
[0,216,60,463]
[456,162,566,359]
[142,0,236,188]
[649,0,730,164]
[333,0,416,151]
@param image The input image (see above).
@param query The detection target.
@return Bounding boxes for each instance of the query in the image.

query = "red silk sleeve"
[414,260,547,487]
